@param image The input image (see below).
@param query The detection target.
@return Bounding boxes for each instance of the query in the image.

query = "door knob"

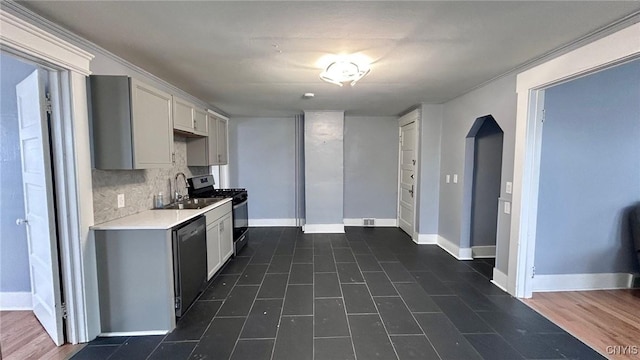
[16,218,28,225]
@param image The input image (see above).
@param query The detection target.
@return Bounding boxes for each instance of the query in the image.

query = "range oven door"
[233,199,248,239]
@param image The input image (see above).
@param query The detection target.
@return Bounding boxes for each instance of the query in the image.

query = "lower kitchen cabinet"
[94,228,176,334]
[204,202,233,280]
[219,214,233,262]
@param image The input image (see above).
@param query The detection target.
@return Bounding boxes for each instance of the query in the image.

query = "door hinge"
[531,266,536,278]
[61,302,68,319]
[45,92,52,115]
[541,109,545,123]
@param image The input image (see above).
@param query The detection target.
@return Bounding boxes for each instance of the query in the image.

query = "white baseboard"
[249,218,297,227]
[343,218,397,227]
[0,291,32,310]
[533,273,634,292]
[472,246,496,258]
[414,234,438,245]
[100,330,168,337]
[303,224,345,234]
[437,235,473,260]
[491,268,509,292]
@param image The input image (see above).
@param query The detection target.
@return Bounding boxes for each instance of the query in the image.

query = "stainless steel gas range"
[187,175,248,255]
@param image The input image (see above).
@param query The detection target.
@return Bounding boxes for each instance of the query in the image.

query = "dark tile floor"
[72,227,605,360]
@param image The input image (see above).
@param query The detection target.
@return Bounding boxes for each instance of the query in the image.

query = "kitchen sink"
[159,197,226,210]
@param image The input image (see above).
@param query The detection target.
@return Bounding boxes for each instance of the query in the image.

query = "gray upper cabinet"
[90,75,174,169]
[172,96,208,136]
[186,112,229,166]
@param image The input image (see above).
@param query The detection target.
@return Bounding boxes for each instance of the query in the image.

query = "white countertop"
[91,198,232,230]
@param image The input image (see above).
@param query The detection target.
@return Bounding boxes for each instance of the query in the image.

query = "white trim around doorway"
[509,21,640,298]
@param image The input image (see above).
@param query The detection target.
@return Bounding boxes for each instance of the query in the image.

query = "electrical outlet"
[453,174,458,183]
[504,201,511,215]
[506,181,513,194]
[117,194,125,208]
[446,175,451,183]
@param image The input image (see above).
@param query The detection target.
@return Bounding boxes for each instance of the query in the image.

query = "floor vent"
[363,218,375,227]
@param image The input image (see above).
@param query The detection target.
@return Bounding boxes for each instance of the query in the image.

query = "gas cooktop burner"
[187,176,247,205]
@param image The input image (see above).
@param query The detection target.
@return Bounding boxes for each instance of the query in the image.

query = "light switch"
[506,181,513,194]
[446,175,450,183]
[453,174,458,183]
[117,194,125,208]
[504,201,511,214]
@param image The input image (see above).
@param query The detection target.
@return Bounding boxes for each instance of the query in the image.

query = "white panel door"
[398,122,416,236]
[16,69,64,346]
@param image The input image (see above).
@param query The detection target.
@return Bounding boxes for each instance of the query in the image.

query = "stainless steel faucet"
[174,172,189,202]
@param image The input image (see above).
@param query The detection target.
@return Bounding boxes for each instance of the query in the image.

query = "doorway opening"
[0,52,72,357]
[461,115,504,261]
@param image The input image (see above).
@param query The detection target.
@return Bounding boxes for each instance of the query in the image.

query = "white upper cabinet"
[90,75,174,169]
[216,115,228,164]
[193,108,208,136]
[172,96,208,136]
[186,111,229,166]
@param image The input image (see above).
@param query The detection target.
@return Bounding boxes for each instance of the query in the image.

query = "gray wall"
[229,117,296,220]
[0,54,36,293]
[418,105,443,234]
[344,116,398,219]
[305,111,344,225]
[471,120,503,247]
[535,60,640,275]
[439,74,517,273]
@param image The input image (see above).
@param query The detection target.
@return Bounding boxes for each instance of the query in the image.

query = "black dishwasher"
[172,216,207,317]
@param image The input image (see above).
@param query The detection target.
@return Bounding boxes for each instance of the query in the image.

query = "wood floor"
[0,311,83,360]
[523,289,640,360]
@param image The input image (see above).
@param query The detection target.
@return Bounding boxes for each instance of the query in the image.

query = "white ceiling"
[18,1,640,117]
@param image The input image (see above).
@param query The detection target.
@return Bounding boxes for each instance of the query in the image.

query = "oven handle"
[233,199,248,209]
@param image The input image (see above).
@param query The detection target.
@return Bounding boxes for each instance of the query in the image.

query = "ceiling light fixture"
[319,59,371,87]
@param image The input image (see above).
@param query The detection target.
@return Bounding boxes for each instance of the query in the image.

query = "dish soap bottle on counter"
[154,192,164,209]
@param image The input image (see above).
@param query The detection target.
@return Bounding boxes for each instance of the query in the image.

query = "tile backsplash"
[92,137,209,224]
